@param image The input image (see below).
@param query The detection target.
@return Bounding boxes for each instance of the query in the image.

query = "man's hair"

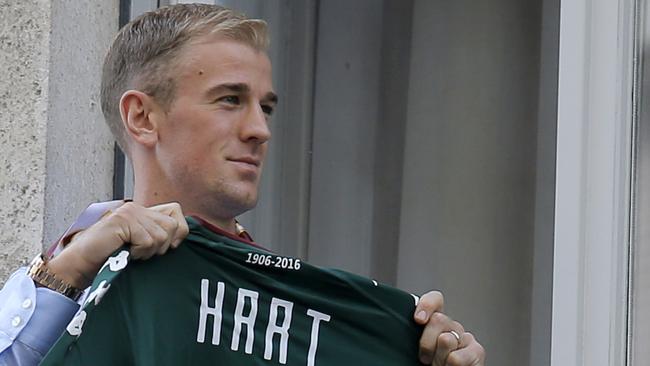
[100,4,269,154]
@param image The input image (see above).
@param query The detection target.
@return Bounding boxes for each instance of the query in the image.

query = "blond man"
[0,4,484,366]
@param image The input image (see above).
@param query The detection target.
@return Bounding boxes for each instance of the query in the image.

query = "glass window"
[122,2,560,365]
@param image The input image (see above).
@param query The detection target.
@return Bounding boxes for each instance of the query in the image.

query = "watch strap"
[27,254,83,301]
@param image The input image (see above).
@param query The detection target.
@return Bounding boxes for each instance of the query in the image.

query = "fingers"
[414,291,444,324]
[414,291,485,366]
[151,202,189,248]
[418,311,464,365]
[130,214,173,259]
[110,201,188,260]
[422,329,485,366]
[432,332,457,365]
[445,332,485,366]
[124,214,157,259]
[50,201,189,288]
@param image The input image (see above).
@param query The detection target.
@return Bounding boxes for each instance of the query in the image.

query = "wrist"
[28,254,84,300]
[47,248,99,289]
[48,217,126,288]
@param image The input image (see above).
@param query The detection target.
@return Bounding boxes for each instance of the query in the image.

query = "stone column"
[0,0,118,283]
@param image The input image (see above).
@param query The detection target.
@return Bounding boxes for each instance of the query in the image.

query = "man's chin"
[219,191,259,216]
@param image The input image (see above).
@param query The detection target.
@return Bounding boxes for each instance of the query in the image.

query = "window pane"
[630,1,650,363]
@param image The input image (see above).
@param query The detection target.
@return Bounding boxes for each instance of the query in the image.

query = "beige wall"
[0,0,118,283]
[0,0,51,281]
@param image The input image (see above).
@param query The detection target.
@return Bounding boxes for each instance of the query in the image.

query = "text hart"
[196,279,331,365]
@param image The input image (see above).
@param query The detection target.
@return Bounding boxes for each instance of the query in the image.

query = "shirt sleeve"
[0,267,80,365]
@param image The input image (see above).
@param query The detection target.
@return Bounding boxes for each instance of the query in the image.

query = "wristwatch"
[27,254,83,301]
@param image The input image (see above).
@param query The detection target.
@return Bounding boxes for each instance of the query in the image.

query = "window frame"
[551,0,638,364]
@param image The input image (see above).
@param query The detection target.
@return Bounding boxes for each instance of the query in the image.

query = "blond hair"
[100,4,269,154]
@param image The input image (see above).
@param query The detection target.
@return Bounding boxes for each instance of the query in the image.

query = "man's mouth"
[227,156,261,168]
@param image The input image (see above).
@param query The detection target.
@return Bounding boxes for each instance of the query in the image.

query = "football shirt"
[41,216,422,365]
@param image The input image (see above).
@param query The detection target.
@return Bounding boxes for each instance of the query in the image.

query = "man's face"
[154,37,276,220]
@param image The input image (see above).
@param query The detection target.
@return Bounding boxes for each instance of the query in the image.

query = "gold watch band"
[27,254,83,301]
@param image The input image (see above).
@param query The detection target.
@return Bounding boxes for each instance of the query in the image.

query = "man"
[0,4,484,366]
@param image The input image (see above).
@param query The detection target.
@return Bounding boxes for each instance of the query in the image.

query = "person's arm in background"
[0,202,188,366]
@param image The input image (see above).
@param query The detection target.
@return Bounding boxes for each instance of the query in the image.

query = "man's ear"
[119,90,161,148]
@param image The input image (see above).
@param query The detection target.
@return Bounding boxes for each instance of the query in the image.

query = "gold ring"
[449,330,461,343]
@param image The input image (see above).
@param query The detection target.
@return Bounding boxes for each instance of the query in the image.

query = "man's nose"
[240,103,271,143]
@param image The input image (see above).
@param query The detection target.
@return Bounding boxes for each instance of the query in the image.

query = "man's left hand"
[414,291,485,365]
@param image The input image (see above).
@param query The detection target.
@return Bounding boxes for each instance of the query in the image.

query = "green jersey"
[41,217,422,365]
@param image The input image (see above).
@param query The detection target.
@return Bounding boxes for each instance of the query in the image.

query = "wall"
[0,0,51,281]
[44,1,118,246]
[0,1,117,283]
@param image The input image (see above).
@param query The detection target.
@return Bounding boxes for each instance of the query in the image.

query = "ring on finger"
[449,330,461,343]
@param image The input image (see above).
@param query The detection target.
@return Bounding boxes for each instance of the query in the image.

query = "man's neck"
[130,161,240,235]
[131,192,238,235]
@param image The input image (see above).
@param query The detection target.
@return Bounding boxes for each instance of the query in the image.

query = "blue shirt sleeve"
[0,267,79,366]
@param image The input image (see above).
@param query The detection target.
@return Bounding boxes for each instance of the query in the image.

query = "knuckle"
[452,321,464,333]
[110,203,141,224]
[130,247,145,260]
[430,311,449,324]
[446,352,465,366]
[144,237,155,248]
[180,222,190,236]
[463,332,476,342]
[130,249,141,259]
[120,202,138,213]
[169,218,180,230]
[138,235,154,248]
[110,207,130,222]
[476,343,486,357]
[418,338,435,355]
[160,216,179,231]
[151,230,168,244]
[437,333,456,348]
[464,334,485,358]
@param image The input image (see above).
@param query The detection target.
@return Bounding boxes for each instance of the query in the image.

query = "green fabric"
[41,217,422,365]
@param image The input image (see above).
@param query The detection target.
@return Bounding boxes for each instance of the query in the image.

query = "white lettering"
[231,289,259,354]
[306,309,331,366]
[196,279,225,345]
[83,280,110,307]
[264,298,294,364]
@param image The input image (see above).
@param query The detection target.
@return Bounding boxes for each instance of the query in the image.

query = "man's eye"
[219,95,240,105]
[261,104,274,116]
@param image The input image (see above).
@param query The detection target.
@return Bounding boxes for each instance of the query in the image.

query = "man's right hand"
[47,202,189,290]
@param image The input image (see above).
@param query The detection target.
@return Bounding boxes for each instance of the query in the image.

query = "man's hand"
[48,202,189,289]
[414,291,485,365]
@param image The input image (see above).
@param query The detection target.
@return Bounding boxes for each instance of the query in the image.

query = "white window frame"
[551,0,637,364]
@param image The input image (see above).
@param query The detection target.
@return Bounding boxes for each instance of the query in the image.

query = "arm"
[0,269,79,366]
[0,202,188,366]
